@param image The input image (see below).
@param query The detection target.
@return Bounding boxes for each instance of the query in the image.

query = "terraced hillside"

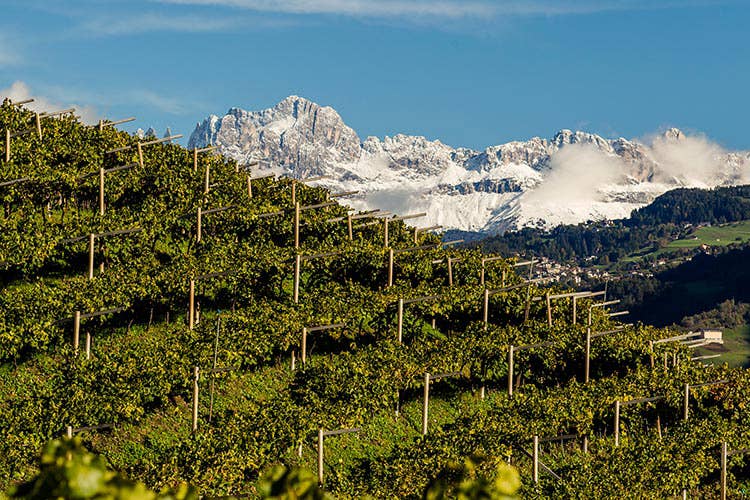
[1,100,749,498]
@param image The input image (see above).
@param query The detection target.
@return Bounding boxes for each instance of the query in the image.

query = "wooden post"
[317,428,324,484]
[85,332,91,360]
[35,113,42,139]
[684,383,690,421]
[507,345,514,397]
[614,400,621,447]
[546,292,552,327]
[447,257,453,287]
[88,234,95,279]
[294,202,300,249]
[247,175,252,198]
[293,254,301,303]
[192,366,199,432]
[73,311,81,352]
[347,214,353,240]
[4,129,9,162]
[196,207,202,243]
[502,269,506,288]
[384,218,389,248]
[137,142,143,168]
[422,372,430,435]
[583,435,588,454]
[204,163,210,194]
[585,327,591,383]
[388,249,394,287]
[414,227,419,244]
[721,441,727,500]
[66,426,73,438]
[532,435,539,483]
[572,295,577,325]
[480,259,486,285]
[291,181,297,205]
[99,168,105,215]
[480,385,486,399]
[188,278,195,330]
[302,327,308,365]
[649,340,655,369]
[193,148,198,172]
[482,288,490,331]
[397,298,404,343]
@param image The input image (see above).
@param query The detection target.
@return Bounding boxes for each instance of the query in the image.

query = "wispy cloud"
[127,89,187,115]
[79,12,243,36]
[0,81,100,124]
[152,0,726,19]
[0,35,22,67]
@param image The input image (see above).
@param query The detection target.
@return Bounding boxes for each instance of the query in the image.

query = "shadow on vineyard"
[2,100,750,498]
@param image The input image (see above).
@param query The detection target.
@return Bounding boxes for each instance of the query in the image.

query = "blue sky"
[1,0,748,150]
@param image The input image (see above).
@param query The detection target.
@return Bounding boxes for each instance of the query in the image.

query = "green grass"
[693,324,750,368]
[665,221,750,249]
[620,220,750,265]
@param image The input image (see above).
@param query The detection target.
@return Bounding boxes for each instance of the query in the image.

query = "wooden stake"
[88,234,95,279]
[4,129,9,162]
[35,113,42,140]
[447,257,453,286]
[99,168,105,215]
[291,181,297,205]
[189,279,195,330]
[73,311,81,352]
[247,175,252,198]
[480,258,486,285]
[583,435,588,454]
[66,426,73,438]
[422,372,430,435]
[572,295,578,325]
[204,163,210,195]
[721,441,727,500]
[397,298,404,343]
[347,214,353,240]
[193,148,198,172]
[684,383,690,421]
[546,292,552,327]
[508,345,514,397]
[649,340,655,369]
[384,218,389,248]
[192,366,199,432]
[196,207,202,243]
[532,435,539,483]
[483,288,490,331]
[294,202,300,249]
[614,400,621,447]
[137,143,143,168]
[388,249,394,287]
[291,350,296,371]
[85,332,91,360]
[302,327,308,365]
[585,327,591,383]
[317,429,324,484]
[294,254,301,303]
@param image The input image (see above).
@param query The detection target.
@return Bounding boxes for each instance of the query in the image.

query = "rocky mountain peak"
[189,96,748,233]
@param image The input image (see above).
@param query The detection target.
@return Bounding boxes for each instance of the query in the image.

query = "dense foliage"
[1,100,749,498]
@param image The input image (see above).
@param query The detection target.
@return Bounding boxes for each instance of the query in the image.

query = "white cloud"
[152,0,720,19]
[127,89,187,115]
[525,143,626,206]
[0,81,100,124]
[79,12,245,36]
[0,35,21,67]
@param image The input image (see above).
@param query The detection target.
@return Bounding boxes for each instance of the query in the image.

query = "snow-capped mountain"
[189,96,750,233]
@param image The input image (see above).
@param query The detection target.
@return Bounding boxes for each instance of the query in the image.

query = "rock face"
[189,96,750,233]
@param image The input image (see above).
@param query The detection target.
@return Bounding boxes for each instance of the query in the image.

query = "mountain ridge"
[189,96,750,233]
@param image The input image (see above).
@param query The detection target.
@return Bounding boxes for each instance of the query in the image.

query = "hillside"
[3,100,750,498]
[477,185,750,267]
[189,96,750,233]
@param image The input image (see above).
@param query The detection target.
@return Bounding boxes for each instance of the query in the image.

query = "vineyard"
[1,99,750,499]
